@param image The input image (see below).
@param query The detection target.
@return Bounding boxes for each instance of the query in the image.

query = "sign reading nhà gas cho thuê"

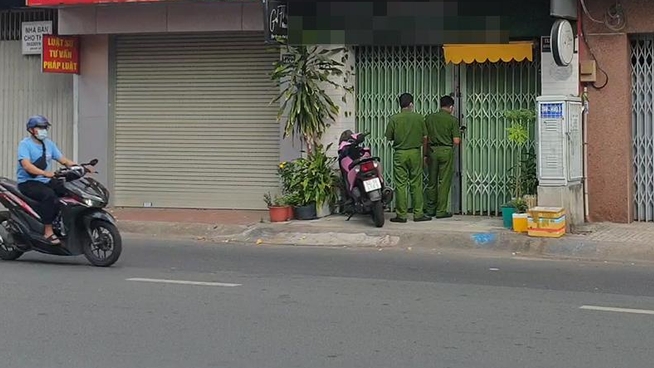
[41,35,80,74]
[21,21,53,55]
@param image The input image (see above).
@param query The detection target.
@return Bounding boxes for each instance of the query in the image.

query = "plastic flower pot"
[294,203,317,220]
[269,206,289,223]
[501,205,516,229]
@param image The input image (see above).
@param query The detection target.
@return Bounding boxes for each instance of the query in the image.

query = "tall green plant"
[270,44,354,153]
[505,109,537,199]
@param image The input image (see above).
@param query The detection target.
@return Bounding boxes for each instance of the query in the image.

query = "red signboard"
[42,35,80,74]
[27,0,166,5]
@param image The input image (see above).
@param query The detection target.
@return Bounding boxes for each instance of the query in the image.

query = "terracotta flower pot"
[269,206,289,223]
[285,206,294,221]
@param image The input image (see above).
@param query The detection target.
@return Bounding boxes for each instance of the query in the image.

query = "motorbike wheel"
[371,201,385,228]
[83,220,122,267]
[0,216,23,261]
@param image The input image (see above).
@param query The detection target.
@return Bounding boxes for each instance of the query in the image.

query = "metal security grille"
[631,35,654,221]
[113,33,280,209]
[354,46,451,210]
[460,59,540,216]
[0,9,57,41]
[355,46,540,215]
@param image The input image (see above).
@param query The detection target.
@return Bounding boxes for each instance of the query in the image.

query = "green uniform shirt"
[385,111,427,150]
[425,110,460,147]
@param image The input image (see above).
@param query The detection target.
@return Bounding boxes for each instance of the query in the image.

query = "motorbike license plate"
[363,178,382,192]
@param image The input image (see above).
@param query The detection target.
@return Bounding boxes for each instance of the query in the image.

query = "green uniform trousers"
[393,148,425,220]
[425,146,454,216]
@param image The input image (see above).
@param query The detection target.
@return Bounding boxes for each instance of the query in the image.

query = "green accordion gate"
[354,46,540,216]
[459,59,541,215]
[354,46,451,211]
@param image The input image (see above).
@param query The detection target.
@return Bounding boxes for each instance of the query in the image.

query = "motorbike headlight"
[83,195,103,207]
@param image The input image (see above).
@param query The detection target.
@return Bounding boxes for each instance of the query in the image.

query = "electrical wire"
[579,0,627,31]
[579,0,617,89]
[579,0,604,24]
[605,3,627,32]
[580,24,609,90]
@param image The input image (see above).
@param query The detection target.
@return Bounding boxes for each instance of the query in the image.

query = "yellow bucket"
[512,213,528,233]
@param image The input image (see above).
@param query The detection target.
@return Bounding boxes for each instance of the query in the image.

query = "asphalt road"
[1,236,653,368]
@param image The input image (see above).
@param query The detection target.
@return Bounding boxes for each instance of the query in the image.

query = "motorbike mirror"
[89,159,99,166]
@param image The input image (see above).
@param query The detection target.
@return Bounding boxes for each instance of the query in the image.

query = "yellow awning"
[443,42,534,64]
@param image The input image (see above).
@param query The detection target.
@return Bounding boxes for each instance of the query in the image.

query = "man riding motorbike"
[16,115,88,245]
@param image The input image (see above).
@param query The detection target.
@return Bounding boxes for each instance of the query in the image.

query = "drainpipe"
[582,87,589,221]
[578,2,590,222]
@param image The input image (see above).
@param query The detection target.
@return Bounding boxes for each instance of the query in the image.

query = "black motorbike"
[337,131,394,227]
[0,159,122,267]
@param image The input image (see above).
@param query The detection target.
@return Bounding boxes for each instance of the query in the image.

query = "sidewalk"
[112,208,654,264]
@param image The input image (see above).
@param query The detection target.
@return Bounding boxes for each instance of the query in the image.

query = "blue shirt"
[16,137,63,184]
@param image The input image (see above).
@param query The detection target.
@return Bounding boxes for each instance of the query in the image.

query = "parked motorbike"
[338,131,394,227]
[0,159,122,267]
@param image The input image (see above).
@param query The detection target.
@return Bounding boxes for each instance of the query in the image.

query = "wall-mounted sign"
[42,35,80,74]
[281,53,294,63]
[540,103,563,119]
[541,36,551,53]
[263,0,287,44]
[22,21,53,55]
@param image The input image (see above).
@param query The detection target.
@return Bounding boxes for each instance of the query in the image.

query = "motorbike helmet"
[26,115,51,131]
[339,130,354,144]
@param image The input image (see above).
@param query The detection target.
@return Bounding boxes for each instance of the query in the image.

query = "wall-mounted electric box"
[536,95,583,186]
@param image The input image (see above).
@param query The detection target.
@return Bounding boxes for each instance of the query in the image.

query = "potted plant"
[277,161,295,221]
[503,109,539,229]
[304,144,339,217]
[278,158,315,220]
[511,198,529,233]
[270,44,354,154]
[278,145,339,220]
[263,192,291,223]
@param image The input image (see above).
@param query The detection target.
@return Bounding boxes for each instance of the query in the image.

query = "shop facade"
[49,1,296,210]
[27,0,580,217]
[56,0,549,213]
[580,0,654,223]
[353,0,553,216]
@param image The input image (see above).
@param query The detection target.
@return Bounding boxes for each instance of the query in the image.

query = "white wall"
[58,1,263,35]
[320,46,356,158]
[77,35,110,186]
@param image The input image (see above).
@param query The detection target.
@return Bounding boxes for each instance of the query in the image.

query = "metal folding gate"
[355,46,451,211]
[459,59,540,215]
[0,9,73,182]
[631,35,654,221]
[355,46,540,215]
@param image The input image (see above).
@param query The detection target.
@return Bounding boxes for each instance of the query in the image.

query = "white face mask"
[35,128,48,141]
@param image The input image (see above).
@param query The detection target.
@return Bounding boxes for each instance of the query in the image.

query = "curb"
[117,219,654,264]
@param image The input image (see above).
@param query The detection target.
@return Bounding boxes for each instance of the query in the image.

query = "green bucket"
[501,206,516,229]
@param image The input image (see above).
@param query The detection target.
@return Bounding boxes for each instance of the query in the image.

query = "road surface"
[0,236,652,368]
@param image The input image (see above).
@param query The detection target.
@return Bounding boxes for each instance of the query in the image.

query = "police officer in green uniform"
[385,93,432,223]
[424,95,461,218]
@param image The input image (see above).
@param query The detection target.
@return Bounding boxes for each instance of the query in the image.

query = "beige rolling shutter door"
[113,33,280,209]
